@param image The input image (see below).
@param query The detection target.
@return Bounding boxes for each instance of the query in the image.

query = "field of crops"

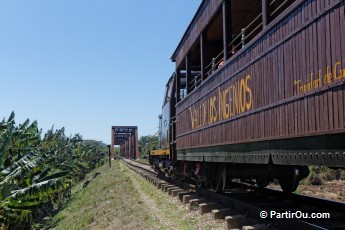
[0,112,107,229]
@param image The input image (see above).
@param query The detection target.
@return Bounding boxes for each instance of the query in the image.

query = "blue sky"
[0,1,200,144]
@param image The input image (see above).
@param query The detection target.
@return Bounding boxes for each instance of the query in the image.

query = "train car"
[153,0,345,192]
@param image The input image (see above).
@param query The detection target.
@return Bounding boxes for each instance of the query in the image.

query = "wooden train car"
[154,0,345,192]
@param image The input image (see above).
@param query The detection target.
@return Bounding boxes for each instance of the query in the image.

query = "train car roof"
[170,0,207,63]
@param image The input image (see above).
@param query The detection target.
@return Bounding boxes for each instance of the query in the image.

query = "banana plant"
[0,112,107,228]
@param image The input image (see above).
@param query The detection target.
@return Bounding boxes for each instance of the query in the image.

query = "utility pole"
[107,145,111,167]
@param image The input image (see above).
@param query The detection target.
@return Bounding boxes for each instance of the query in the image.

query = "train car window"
[268,0,296,23]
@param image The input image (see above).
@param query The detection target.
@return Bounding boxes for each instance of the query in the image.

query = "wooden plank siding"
[175,0,345,150]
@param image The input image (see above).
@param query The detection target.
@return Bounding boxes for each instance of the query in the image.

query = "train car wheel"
[209,166,226,193]
[255,177,270,188]
[279,166,299,193]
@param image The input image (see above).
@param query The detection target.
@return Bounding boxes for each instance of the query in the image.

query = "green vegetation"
[0,112,107,229]
[301,166,345,186]
[293,188,302,195]
[49,160,223,229]
[48,161,155,229]
[114,146,120,156]
[138,135,158,156]
[137,135,159,164]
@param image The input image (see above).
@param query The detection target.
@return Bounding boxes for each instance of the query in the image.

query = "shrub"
[308,172,323,185]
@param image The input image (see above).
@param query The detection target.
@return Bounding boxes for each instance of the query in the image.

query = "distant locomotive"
[150,0,345,193]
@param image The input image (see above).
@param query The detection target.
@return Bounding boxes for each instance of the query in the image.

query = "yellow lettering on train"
[188,74,253,130]
[211,96,217,123]
[234,81,239,114]
[223,88,230,119]
[324,66,332,84]
[295,60,345,95]
[334,62,343,80]
[189,107,195,130]
[208,98,212,125]
[203,102,207,127]
[218,88,223,121]
[240,78,246,113]
[229,85,235,117]
[245,75,253,110]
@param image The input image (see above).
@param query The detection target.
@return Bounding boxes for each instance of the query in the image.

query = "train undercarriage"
[155,160,310,193]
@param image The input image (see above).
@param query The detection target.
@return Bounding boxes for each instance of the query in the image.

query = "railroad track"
[121,159,345,230]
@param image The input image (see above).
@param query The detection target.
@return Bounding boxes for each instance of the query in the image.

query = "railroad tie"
[182,194,200,204]
[160,184,172,192]
[224,215,257,230]
[171,189,186,197]
[198,202,221,215]
[167,186,180,195]
[164,185,176,193]
[178,192,194,202]
[160,184,167,191]
[211,208,234,220]
[189,198,207,210]
[156,181,167,189]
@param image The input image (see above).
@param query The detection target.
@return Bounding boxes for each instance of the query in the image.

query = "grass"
[136,157,150,165]
[46,160,223,230]
[47,160,154,229]
[293,188,302,195]
[130,168,196,229]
